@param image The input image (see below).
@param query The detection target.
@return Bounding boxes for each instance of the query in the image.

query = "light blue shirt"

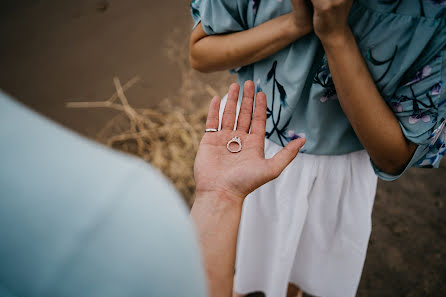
[191,0,446,180]
[0,92,207,297]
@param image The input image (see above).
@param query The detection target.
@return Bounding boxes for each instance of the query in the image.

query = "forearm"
[322,29,417,174]
[190,191,243,297]
[189,13,312,73]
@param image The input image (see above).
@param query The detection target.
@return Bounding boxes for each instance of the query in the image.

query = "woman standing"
[190,1,446,296]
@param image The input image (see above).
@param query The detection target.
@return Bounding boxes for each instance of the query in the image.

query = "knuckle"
[253,116,265,124]
[316,0,344,11]
[253,111,265,120]
[207,115,219,123]
[319,4,333,12]
[240,106,252,115]
[333,0,347,7]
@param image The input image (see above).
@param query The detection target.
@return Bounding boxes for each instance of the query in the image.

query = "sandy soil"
[0,1,444,296]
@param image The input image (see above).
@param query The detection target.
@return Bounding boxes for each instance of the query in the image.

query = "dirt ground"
[0,1,445,296]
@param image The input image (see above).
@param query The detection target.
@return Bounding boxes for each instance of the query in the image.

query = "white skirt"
[234,139,378,297]
[217,94,378,297]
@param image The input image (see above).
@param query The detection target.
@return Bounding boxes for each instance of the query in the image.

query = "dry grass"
[66,29,234,206]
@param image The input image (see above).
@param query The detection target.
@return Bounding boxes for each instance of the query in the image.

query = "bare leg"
[233,283,303,297]
[233,292,264,297]
[287,283,303,297]
[233,292,265,297]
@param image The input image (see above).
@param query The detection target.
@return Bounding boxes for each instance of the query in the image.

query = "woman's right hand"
[290,0,314,34]
[309,0,354,46]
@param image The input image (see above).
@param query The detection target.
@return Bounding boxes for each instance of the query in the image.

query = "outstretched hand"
[194,81,305,202]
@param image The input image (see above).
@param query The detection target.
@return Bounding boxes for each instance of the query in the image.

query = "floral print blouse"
[191,0,446,180]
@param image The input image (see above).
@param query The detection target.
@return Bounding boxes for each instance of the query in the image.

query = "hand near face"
[290,0,314,32]
[309,0,354,45]
[194,81,305,202]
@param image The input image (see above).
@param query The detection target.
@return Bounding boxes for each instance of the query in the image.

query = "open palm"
[194,81,305,201]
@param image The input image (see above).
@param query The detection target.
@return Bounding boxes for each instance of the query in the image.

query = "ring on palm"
[227,136,242,153]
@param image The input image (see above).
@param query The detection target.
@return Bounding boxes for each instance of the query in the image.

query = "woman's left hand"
[194,81,305,203]
[310,0,354,46]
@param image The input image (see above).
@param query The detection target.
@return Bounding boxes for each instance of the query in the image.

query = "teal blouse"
[191,0,446,180]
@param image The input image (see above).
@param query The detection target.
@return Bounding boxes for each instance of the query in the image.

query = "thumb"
[266,138,306,179]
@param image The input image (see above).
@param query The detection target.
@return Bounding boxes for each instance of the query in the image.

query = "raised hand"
[194,81,306,202]
[310,0,354,45]
[290,0,314,33]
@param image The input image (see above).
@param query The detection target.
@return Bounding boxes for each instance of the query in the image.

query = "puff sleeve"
[190,0,249,35]
[373,49,446,181]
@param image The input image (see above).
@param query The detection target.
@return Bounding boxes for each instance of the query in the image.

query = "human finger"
[221,83,240,130]
[236,80,255,133]
[266,138,306,179]
[250,91,267,137]
[205,96,221,130]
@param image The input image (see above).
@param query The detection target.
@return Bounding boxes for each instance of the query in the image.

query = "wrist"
[285,13,313,41]
[195,189,245,208]
[318,25,353,50]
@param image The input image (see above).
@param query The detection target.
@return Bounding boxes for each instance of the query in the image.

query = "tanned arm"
[189,0,313,73]
[311,0,417,175]
[191,82,305,297]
